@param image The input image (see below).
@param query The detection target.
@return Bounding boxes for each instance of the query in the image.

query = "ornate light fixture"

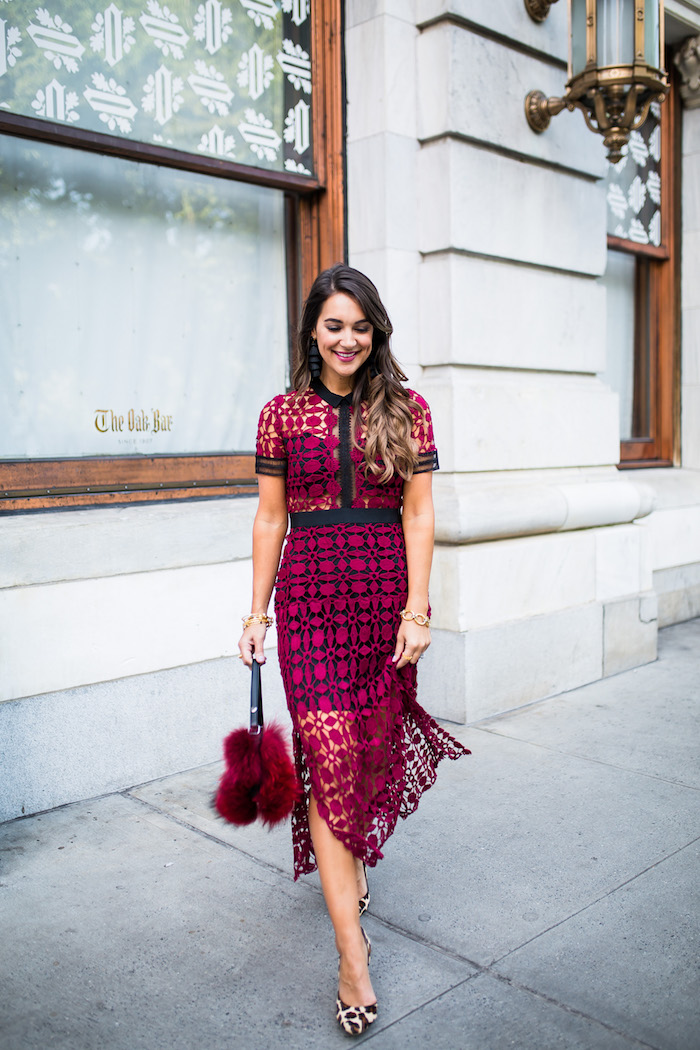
[525,0,668,163]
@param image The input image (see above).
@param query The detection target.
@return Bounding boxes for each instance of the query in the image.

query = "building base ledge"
[433,467,655,545]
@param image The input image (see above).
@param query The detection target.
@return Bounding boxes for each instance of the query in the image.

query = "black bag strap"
[249,660,263,735]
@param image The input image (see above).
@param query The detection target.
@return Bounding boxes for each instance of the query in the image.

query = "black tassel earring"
[308,338,322,379]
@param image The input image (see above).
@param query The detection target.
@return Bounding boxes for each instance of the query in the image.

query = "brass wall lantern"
[525,0,668,163]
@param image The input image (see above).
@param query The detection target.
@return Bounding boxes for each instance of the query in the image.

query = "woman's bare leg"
[308,793,375,1007]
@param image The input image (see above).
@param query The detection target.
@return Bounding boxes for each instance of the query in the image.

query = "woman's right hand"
[238,624,268,667]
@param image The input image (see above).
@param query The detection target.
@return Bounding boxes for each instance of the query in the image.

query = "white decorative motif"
[284,98,309,154]
[188,60,233,116]
[284,158,310,175]
[281,0,309,26]
[648,210,661,247]
[628,218,649,244]
[27,10,85,73]
[194,1,233,55]
[91,5,136,67]
[31,79,79,123]
[647,170,661,206]
[627,130,648,167]
[140,2,189,60]
[648,124,661,163]
[628,175,646,215]
[276,38,311,93]
[606,182,628,220]
[198,123,236,158]
[84,72,137,132]
[142,64,184,126]
[238,108,281,161]
[239,0,279,31]
[0,19,22,76]
[237,43,274,101]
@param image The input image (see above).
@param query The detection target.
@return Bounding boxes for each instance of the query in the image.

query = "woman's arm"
[238,474,288,666]
[394,470,435,670]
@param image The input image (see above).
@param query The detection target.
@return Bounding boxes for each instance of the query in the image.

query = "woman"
[239,265,470,1035]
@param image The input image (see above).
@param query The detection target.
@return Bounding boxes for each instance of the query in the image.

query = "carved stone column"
[674,35,700,109]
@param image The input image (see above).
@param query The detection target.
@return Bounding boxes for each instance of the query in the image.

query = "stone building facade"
[2,0,699,821]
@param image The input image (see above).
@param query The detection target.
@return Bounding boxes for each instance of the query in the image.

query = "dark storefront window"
[0,0,344,510]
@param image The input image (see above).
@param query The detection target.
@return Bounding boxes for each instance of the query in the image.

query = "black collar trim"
[311,377,353,408]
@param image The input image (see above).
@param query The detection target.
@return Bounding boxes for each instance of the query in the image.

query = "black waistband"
[290,508,401,528]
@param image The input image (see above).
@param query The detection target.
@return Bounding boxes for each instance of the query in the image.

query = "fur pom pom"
[215,722,300,828]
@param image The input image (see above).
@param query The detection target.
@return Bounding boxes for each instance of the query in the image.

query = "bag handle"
[249,659,264,735]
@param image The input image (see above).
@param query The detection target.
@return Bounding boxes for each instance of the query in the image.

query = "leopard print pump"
[336,929,377,1036]
[335,999,378,1036]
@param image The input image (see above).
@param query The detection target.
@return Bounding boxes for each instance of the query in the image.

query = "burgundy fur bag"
[215,660,300,828]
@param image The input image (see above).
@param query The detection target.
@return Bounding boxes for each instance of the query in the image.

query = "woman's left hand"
[392,618,431,669]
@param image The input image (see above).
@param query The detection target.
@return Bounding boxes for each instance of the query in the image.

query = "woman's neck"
[319,368,354,397]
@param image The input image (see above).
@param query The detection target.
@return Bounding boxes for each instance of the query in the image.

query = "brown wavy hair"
[292,264,421,482]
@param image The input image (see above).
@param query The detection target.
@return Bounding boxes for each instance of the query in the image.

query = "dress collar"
[311,377,353,408]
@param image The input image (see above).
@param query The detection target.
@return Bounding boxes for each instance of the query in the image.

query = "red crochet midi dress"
[256,378,470,879]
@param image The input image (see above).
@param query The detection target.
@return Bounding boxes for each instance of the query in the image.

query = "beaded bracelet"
[242,614,274,628]
[400,609,431,628]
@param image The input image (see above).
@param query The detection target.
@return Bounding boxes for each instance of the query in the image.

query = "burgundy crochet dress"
[256,378,470,879]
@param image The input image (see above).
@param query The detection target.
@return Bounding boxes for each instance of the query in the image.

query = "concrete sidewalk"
[2,619,699,1050]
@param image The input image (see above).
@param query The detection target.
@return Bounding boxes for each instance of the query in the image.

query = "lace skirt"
[274,521,470,879]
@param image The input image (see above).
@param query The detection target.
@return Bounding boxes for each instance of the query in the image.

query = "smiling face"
[312,292,374,395]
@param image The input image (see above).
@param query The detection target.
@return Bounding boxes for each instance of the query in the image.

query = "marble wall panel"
[594,524,652,602]
[682,231,700,310]
[417,24,604,178]
[0,653,288,823]
[415,0,568,62]
[421,604,604,723]
[0,560,255,703]
[430,528,597,631]
[653,563,700,627]
[346,14,417,141]
[347,0,418,28]
[684,148,700,234]
[682,104,700,156]
[348,133,419,254]
[681,385,700,471]
[420,367,620,472]
[349,248,422,367]
[646,505,700,570]
[418,139,607,275]
[602,594,658,677]
[0,499,256,589]
[418,253,606,373]
[682,308,700,387]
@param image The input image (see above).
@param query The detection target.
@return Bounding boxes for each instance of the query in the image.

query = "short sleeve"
[255,397,287,477]
[408,391,439,473]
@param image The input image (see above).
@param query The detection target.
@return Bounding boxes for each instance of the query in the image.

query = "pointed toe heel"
[335,928,376,1035]
[335,998,377,1035]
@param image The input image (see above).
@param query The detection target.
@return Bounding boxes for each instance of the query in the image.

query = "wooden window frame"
[615,59,681,470]
[0,0,345,513]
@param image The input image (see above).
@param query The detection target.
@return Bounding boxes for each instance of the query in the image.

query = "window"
[598,63,680,468]
[0,0,344,510]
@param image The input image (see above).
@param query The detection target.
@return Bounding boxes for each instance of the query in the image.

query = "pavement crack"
[491,832,700,968]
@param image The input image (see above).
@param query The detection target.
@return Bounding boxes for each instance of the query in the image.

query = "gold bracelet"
[400,609,430,628]
[242,614,274,628]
